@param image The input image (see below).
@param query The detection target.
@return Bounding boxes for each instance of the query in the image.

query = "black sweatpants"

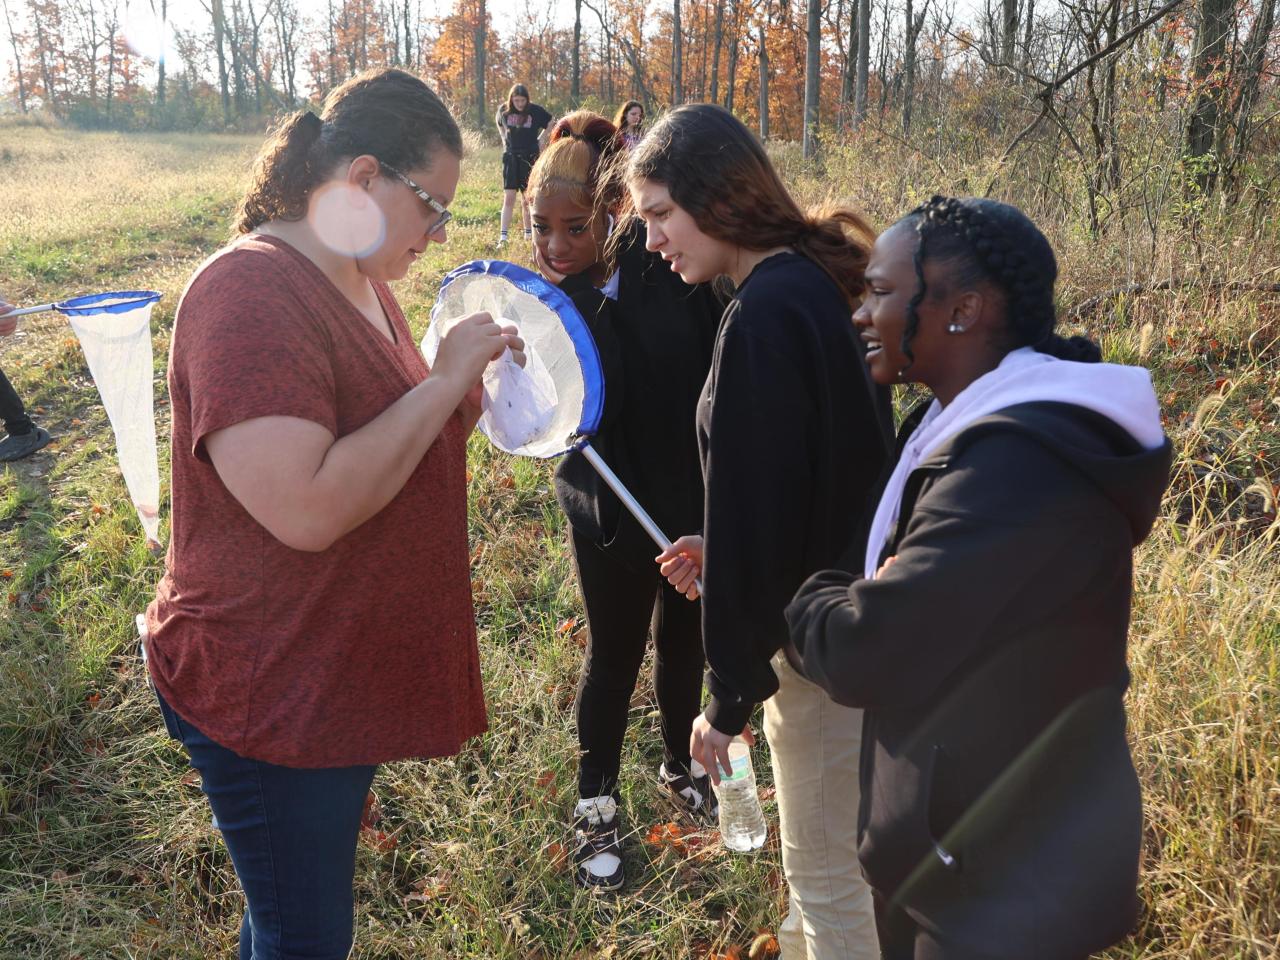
[0,367,34,437]
[570,528,705,800]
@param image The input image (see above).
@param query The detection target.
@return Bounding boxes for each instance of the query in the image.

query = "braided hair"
[897,195,1099,367]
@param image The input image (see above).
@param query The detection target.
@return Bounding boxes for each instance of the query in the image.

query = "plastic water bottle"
[714,737,768,852]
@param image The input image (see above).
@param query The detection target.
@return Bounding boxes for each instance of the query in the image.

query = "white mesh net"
[424,270,592,458]
[67,302,161,545]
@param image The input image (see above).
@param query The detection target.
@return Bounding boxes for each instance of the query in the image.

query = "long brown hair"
[624,103,875,305]
[233,68,461,235]
[612,99,644,133]
[502,83,532,115]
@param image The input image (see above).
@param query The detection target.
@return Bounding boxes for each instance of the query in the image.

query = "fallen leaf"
[180,769,202,788]
[361,790,381,829]
[556,617,578,636]
[85,693,101,709]
[360,825,398,853]
[542,841,568,870]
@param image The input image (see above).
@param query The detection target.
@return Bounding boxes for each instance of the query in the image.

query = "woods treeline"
[2,0,1277,218]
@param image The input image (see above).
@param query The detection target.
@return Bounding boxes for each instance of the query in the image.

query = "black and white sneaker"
[658,760,719,822]
[572,796,624,892]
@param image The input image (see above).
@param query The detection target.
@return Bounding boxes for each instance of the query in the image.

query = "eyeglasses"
[379,161,452,236]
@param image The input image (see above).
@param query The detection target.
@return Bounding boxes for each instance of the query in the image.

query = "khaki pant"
[763,652,880,960]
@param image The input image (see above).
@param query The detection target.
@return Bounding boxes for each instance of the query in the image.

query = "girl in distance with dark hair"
[634,103,892,959]
[613,99,645,151]
[785,196,1172,959]
[145,68,523,959]
[527,110,723,892]
[496,82,553,245]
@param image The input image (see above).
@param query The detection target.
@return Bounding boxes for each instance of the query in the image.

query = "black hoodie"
[786,400,1173,959]
[553,220,722,571]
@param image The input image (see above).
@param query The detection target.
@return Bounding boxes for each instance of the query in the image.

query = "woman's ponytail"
[234,111,325,234]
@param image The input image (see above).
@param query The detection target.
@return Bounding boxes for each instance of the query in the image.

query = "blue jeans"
[156,689,376,959]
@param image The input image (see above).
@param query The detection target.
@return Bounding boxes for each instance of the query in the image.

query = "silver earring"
[947,322,964,334]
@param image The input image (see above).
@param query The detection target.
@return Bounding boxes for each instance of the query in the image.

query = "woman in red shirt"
[145,67,522,959]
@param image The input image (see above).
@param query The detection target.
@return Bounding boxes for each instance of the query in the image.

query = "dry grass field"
[0,115,1276,958]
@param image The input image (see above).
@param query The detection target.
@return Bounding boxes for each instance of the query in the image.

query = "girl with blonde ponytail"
[527,111,724,892]
[631,103,892,959]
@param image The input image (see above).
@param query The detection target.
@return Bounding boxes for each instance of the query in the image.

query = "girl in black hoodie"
[527,111,723,892]
[785,196,1173,959]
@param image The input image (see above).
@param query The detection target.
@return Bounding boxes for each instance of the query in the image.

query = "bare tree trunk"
[207,0,231,122]
[725,0,740,109]
[274,0,298,103]
[758,21,769,139]
[876,0,891,115]
[1184,0,1234,193]
[618,34,655,111]
[76,0,103,108]
[840,0,856,117]
[30,4,58,116]
[902,0,925,133]
[402,0,412,67]
[474,0,486,128]
[1021,0,1035,69]
[1,0,27,112]
[105,3,117,116]
[803,0,820,157]
[1001,0,1017,62]
[229,0,250,115]
[697,0,709,98]
[710,0,724,102]
[672,0,682,104]
[854,0,870,126]
[150,0,167,106]
[584,0,615,104]
[572,0,581,100]
[1223,0,1277,181]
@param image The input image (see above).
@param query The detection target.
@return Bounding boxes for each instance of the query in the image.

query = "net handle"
[6,303,55,318]
[6,291,162,319]
[579,443,704,595]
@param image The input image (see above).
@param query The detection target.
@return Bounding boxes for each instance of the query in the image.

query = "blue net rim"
[58,291,162,316]
[435,260,605,449]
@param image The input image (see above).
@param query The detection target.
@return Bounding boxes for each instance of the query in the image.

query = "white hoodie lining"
[863,347,1165,579]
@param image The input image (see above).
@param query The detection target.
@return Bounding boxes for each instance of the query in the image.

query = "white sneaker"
[572,796,624,891]
[658,760,719,821]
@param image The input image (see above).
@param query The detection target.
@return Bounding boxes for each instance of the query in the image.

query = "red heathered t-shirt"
[145,234,486,768]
